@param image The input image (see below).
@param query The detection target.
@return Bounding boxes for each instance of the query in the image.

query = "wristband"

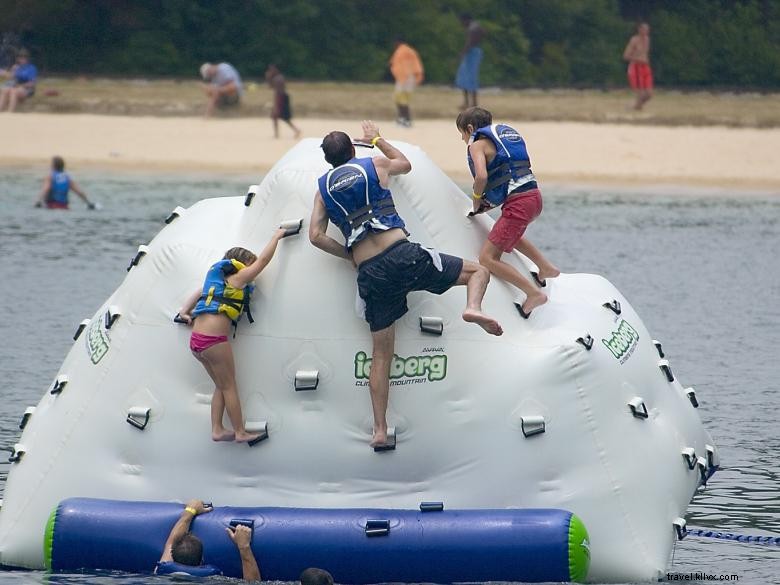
[370,135,382,147]
[472,192,483,200]
[184,506,198,516]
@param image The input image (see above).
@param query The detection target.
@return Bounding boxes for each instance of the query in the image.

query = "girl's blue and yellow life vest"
[192,259,255,325]
[48,171,71,205]
[467,124,536,207]
[317,157,407,250]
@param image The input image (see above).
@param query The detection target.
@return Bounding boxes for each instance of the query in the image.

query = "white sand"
[3,113,779,191]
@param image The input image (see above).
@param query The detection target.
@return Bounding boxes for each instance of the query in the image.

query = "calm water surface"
[0,169,779,584]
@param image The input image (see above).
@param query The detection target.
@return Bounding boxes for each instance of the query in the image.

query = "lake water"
[1,168,779,584]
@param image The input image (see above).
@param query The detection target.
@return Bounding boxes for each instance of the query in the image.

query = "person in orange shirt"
[389,39,423,127]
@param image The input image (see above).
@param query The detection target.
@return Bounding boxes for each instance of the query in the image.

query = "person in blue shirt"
[35,156,95,210]
[0,48,37,112]
[309,120,503,449]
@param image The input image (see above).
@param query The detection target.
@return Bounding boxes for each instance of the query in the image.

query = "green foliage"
[0,0,777,88]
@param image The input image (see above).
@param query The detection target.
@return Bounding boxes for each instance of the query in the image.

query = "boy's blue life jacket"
[318,157,407,250]
[48,171,71,205]
[467,124,536,207]
[192,259,255,327]
[155,561,222,577]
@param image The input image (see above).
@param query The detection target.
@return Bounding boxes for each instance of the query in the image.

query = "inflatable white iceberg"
[0,139,718,582]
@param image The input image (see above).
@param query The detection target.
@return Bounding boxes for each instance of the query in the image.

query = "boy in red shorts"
[456,107,559,318]
[623,22,653,111]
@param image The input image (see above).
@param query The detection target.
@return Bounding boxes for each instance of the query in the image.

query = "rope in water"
[686,528,780,546]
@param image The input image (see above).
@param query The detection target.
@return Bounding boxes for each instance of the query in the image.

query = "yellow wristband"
[370,135,382,146]
[472,192,483,200]
[184,506,198,516]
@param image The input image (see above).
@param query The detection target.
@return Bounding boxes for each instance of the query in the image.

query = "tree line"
[2,0,778,89]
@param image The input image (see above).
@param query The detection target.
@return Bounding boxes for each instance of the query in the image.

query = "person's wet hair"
[52,156,65,172]
[456,106,492,133]
[171,533,203,566]
[320,131,354,167]
[224,247,257,266]
[300,567,334,585]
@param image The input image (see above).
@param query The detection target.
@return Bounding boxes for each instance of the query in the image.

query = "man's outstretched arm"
[227,525,261,582]
[359,120,411,177]
[159,499,211,563]
[309,191,351,260]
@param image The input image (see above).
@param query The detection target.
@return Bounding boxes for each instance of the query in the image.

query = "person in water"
[156,498,260,581]
[309,120,503,449]
[456,107,559,317]
[34,156,95,210]
[178,233,286,443]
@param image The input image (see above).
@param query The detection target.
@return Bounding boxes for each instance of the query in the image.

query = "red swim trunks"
[46,201,69,210]
[487,188,543,253]
[190,331,228,353]
[627,62,653,90]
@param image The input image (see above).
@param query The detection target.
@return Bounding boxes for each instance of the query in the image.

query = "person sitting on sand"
[157,499,260,581]
[456,107,559,318]
[265,64,301,139]
[177,232,287,443]
[200,62,243,117]
[34,156,95,210]
[309,120,503,449]
[0,48,37,112]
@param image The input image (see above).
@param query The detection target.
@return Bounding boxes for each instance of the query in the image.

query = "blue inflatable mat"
[46,498,589,583]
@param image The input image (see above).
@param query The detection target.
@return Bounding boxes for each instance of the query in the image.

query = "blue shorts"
[357,240,463,332]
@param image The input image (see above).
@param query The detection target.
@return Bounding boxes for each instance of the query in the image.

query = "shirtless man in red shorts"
[623,22,653,111]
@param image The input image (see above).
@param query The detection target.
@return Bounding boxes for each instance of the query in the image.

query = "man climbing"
[309,120,503,450]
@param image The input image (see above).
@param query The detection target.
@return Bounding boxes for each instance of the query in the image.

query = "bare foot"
[234,431,263,443]
[521,292,548,315]
[536,266,561,282]
[462,309,504,336]
[212,429,236,442]
[370,429,387,448]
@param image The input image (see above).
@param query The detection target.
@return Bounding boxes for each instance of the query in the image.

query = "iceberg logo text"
[602,320,639,364]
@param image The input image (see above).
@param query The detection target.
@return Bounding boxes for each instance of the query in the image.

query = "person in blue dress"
[455,14,484,110]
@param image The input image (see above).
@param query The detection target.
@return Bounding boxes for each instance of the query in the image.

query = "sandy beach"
[3,113,780,191]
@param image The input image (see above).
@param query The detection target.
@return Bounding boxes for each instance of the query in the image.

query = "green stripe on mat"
[568,512,590,582]
[43,506,57,571]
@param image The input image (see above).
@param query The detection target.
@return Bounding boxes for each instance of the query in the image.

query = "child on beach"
[177,230,286,443]
[456,107,559,318]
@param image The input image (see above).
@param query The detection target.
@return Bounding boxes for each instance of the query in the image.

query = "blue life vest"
[192,259,255,325]
[317,157,406,250]
[155,561,222,577]
[48,171,70,205]
[467,124,536,207]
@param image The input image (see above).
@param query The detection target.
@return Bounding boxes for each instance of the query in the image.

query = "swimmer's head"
[321,131,354,167]
[52,156,65,172]
[224,247,257,267]
[300,567,334,585]
[171,533,203,566]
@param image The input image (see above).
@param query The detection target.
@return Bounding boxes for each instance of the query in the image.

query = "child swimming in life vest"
[177,230,286,443]
[456,107,560,317]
